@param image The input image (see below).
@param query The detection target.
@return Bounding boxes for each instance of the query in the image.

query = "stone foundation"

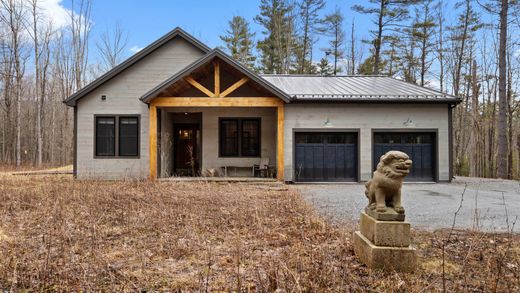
[353,212,417,272]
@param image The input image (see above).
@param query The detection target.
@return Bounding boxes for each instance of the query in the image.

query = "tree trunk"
[496,0,508,178]
[373,0,385,74]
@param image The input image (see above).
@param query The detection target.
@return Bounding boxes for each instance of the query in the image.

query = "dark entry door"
[294,132,357,182]
[174,124,200,176]
[373,132,435,181]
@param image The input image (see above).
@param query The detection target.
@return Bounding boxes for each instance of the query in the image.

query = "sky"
[53,0,372,64]
[35,0,505,92]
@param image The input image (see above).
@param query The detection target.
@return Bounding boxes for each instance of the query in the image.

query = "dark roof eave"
[291,98,462,104]
[63,27,211,107]
[140,49,291,103]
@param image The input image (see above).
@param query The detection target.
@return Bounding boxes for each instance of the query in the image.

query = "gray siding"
[76,37,205,179]
[283,103,450,182]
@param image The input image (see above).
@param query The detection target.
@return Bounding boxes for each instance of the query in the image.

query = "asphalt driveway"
[293,177,520,232]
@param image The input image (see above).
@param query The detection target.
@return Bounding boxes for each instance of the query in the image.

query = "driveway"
[294,177,520,232]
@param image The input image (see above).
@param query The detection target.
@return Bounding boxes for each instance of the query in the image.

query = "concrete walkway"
[294,177,520,232]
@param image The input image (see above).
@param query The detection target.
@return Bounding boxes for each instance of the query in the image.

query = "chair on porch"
[253,157,270,177]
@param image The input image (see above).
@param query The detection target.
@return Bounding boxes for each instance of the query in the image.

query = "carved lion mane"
[365,151,413,213]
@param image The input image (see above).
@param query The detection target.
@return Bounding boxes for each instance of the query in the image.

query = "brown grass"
[0,176,519,291]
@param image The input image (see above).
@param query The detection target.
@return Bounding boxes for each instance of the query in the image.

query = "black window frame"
[94,114,140,158]
[219,117,261,158]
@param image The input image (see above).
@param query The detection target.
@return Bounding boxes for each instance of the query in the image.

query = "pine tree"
[296,0,325,74]
[352,0,419,75]
[317,57,333,75]
[255,0,297,73]
[412,0,437,86]
[220,16,256,68]
[320,7,345,75]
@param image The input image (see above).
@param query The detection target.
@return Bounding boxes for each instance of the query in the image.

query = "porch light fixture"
[101,95,107,101]
[324,117,333,127]
[403,117,415,127]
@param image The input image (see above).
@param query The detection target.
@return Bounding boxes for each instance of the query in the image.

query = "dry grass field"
[0,173,519,291]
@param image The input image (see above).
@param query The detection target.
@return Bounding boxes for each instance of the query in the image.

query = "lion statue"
[365,151,412,214]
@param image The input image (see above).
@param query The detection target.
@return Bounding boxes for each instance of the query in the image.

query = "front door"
[173,124,200,176]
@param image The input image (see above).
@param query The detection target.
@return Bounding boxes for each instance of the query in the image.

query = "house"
[64,27,460,183]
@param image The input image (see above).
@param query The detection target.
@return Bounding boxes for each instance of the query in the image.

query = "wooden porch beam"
[186,76,215,97]
[214,61,220,97]
[276,103,284,181]
[150,97,283,108]
[149,105,157,180]
[220,77,249,97]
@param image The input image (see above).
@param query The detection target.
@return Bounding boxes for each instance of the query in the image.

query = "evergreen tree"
[352,0,419,75]
[255,0,298,74]
[357,56,387,75]
[317,57,333,75]
[412,0,437,86]
[319,7,345,75]
[220,16,256,68]
[296,0,326,74]
[381,35,400,76]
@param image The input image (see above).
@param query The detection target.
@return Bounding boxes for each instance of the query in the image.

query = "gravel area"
[293,177,520,232]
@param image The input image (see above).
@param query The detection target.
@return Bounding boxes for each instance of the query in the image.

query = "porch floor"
[158,176,278,183]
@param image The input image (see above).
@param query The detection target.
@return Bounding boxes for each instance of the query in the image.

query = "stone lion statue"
[365,151,412,214]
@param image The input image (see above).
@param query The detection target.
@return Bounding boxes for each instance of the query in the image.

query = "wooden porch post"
[149,104,157,180]
[277,103,284,181]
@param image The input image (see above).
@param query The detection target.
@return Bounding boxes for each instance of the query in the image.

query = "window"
[219,118,260,157]
[95,117,115,156]
[95,115,139,157]
[119,117,139,156]
[241,119,260,156]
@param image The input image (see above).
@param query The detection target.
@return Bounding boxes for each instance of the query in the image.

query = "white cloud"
[34,0,73,29]
[514,48,520,58]
[129,45,143,54]
[427,78,441,91]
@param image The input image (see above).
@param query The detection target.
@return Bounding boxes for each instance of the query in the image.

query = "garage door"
[294,132,357,182]
[373,132,435,181]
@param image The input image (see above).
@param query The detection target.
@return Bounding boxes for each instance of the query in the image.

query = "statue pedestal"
[353,212,416,272]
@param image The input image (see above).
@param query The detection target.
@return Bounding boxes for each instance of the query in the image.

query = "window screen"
[119,117,139,156]
[220,119,238,156]
[95,117,115,156]
[241,119,260,156]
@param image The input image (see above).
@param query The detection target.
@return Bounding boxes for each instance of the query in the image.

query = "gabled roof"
[261,75,461,103]
[140,49,291,103]
[64,27,210,106]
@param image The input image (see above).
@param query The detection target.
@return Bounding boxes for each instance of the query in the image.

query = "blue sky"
[60,0,372,63]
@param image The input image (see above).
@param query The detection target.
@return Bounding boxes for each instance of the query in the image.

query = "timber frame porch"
[145,50,288,181]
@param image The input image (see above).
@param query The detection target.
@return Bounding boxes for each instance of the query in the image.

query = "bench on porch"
[221,158,275,178]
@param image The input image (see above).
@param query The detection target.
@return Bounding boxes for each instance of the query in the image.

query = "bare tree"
[0,0,27,166]
[96,23,128,73]
[496,0,509,178]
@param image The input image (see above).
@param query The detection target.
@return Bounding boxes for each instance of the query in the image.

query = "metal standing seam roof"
[261,75,460,103]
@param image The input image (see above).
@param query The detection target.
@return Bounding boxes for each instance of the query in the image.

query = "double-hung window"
[95,115,139,157]
[219,118,260,157]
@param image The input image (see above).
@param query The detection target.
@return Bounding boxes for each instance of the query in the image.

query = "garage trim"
[371,128,439,182]
[292,128,361,183]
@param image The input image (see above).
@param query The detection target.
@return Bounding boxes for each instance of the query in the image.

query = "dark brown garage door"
[373,132,436,181]
[294,132,357,182]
